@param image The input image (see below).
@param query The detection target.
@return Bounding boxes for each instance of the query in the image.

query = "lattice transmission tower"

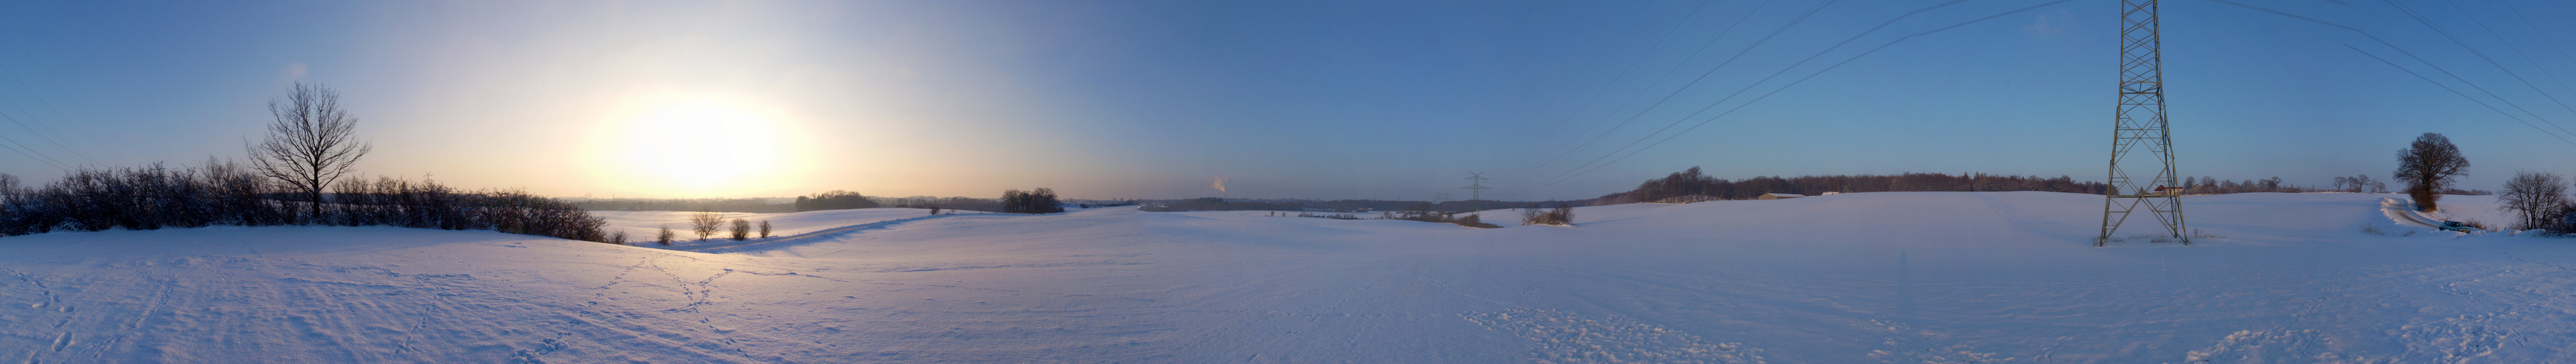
[1462,173,1492,201]
[2099,0,2187,246]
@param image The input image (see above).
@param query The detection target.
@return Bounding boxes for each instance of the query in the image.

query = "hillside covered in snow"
[4,191,2570,363]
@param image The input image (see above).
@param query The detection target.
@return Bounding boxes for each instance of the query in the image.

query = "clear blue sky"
[1,0,2572,201]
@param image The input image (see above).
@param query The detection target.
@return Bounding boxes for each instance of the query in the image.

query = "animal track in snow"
[1463,308,1765,364]
[1860,320,2003,364]
[2182,329,2383,363]
[2399,313,2510,364]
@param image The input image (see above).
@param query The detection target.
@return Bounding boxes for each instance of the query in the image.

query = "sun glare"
[590,95,801,197]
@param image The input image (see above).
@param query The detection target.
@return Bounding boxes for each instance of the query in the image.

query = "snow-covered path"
[4,191,2574,362]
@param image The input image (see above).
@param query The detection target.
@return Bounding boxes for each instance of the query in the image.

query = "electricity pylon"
[1462,173,1493,201]
[2100,0,2188,246]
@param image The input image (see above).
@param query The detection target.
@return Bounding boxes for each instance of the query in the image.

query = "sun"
[592,95,797,196]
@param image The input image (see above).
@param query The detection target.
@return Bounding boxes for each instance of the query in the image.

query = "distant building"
[1757,193,1806,200]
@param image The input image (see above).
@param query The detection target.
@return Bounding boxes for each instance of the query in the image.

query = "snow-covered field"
[5,191,2573,363]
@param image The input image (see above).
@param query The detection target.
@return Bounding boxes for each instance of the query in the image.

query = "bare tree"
[2500,171,2569,231]
[247,82,373,223]
[2395,132,2470,212]
[728,218,750,241]
[690,211,723,240]
[759,220,772,238]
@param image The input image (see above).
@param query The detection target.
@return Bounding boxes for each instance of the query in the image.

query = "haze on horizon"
[1,1,2572,201]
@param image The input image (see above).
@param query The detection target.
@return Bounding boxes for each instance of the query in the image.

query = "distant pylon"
[2100,0,2188,246]
[1463,173,1493,201]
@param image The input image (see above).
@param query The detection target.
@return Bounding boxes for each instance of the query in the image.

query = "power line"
[2347,44,2576,146]
[1515,0,1981,192]
[0,59,105,165]
[1511,0,2077,194]
[0,93,99,166]
[0,36,114,153]
[2445,0,2576,100]
[2489,0,2576,96]
[1509,0,1777,184]
[1520,1,1718,151]
[1510,0,1983,193]
[0,113,73,172]
[2203,0,2576,141]
[2379,0,2576,136]
[1509,0,1841,186]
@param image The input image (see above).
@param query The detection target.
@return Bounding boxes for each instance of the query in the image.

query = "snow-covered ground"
[5,191,2573,362]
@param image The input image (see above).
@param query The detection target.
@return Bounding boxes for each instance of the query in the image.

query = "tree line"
[0,162,604,241]
[793,190,878,212]
[1139,198,1588,213]
[1000,188,1063,214]
[574,198,794,213]
[1596,167,2111,205]
[0,82,608,242]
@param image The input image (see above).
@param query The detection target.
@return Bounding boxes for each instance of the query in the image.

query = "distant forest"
[573,194,1039,214]
[1598,167,2491,205]
[1138,167,2456,213]
[1139,197,1589,213]
[1596,167,2112,205]
[572,198,794,213]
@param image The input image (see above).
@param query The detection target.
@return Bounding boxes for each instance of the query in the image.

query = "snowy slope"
[5,192,2573,363]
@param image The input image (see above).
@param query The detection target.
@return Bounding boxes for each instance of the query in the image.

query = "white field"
[3,191,2572,363]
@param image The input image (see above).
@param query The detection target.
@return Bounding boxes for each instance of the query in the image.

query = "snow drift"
[4,191,2570,363]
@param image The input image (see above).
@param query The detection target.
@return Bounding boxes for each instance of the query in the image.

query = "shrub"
[657,225,676,245]
[728,218,750,241]
[1453,214,1501,229]
[690,211,723,240]
[1522,204,1576,226]
[2553,203,2576,234]
[608,230,629,245]
[759,220,772,238]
